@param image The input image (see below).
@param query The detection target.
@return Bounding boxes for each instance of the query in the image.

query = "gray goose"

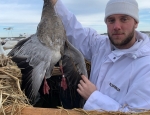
[8,0,88,106]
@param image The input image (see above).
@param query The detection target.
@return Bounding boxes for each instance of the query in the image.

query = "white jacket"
[54,0,150,112]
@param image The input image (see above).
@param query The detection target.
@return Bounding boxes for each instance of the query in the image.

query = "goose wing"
[8,34,53,104]
[61,40,88,107]
[62,40,88,86]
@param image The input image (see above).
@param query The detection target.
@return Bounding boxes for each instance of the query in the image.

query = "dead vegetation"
[0,55,31,115]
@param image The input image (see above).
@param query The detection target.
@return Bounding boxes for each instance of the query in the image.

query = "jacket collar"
[109,31,150,61]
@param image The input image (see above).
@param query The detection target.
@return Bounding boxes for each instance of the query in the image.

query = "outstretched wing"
[8,34,52,104]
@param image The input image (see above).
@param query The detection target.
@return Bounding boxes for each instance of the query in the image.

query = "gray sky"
[0,0,150,37]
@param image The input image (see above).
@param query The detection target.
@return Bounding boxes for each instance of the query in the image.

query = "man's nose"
[113,21,121,30]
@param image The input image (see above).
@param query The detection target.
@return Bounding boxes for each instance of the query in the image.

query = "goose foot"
[43,77,50,94]
[59,60,67,90]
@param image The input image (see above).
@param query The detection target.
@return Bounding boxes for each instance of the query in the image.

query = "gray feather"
[8,0,88,106]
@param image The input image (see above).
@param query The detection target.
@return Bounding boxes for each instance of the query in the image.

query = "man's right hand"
[51,0,57,6]
[77,75,97,100]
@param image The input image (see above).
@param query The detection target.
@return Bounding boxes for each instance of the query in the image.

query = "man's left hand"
[77,75,97,100]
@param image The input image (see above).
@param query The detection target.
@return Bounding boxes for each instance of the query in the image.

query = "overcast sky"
[0,0,150,37]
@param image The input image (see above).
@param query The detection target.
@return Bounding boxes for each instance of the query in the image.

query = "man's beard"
[108,29,135,47]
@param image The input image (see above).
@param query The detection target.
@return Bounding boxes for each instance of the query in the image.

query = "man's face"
[106,14,138,49]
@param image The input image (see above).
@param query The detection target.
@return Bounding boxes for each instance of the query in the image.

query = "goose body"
[8,0,88,106]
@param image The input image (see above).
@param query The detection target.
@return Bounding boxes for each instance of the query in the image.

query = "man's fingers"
[77,87,85,98]
[77,75,97,100]
[77,88,82,96]
[78,83,83,90]
[79,79,86,86]
[81,75,89,83]
[51,0,57,6]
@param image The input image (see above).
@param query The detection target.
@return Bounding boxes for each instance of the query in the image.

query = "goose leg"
[59,60,67,90]
[43,77,50,94]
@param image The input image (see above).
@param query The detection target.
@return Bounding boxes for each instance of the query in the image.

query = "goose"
[3,40,18,50]
[0,39,5,55]
[0,38,12,56]
[8,0,88,106]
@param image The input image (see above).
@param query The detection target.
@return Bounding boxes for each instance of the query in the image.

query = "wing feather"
[62,40,88,86]
[8,34,53,104]
[61,40,88,107]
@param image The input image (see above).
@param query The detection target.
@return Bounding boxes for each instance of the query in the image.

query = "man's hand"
[77,75,97,100]
[51,0,57,6]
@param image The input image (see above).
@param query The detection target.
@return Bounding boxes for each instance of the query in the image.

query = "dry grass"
[0,55,31,115]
